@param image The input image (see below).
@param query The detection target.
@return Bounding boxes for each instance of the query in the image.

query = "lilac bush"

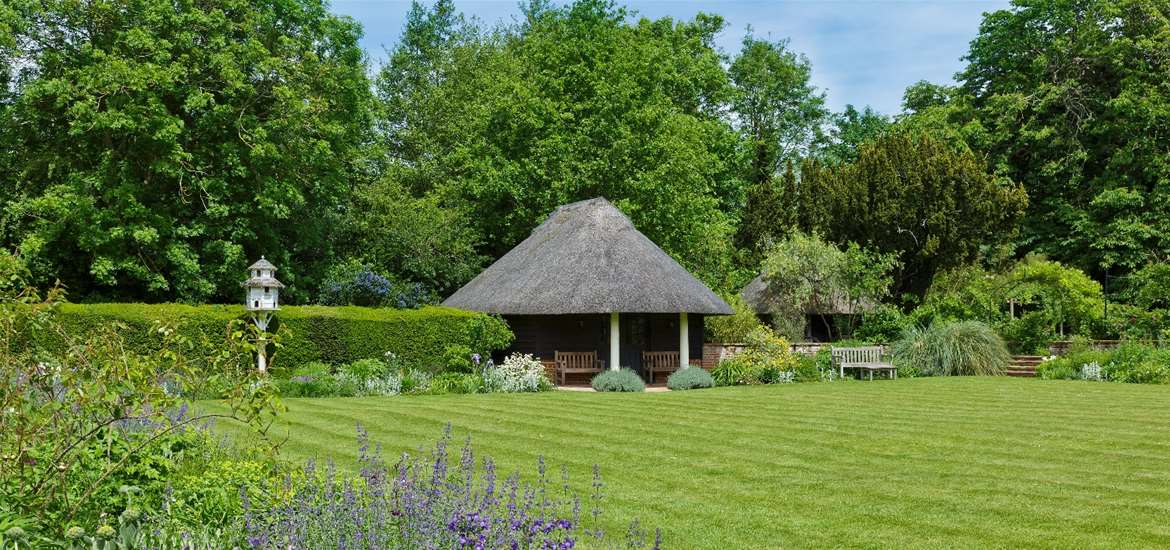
[242,424,660,549]
[318,261,435,308]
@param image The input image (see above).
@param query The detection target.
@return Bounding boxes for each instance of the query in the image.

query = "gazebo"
[443,197,732,383]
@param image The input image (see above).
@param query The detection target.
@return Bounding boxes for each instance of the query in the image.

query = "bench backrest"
[555,351,598,370]
[642,351,678,370]
[831,346,884,364]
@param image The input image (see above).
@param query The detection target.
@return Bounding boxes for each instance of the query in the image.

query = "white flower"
[485,353,548,393]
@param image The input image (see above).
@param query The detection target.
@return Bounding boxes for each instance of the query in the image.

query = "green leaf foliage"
[819,104,891,165]
[954,0,1170,272]
[26,303,512,373]
[376,0,743,289]
[705,292,764,343]
[729,35,827,178]
[2,0,374,302]
[757,231,897,340]
[915,256,1105,349]
[802,130,1028,298]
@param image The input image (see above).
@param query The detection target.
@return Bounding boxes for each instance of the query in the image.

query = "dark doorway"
[620,315,648,373]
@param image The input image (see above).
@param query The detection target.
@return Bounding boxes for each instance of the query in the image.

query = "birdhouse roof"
[247,257,278,271]
[242,276,285,288]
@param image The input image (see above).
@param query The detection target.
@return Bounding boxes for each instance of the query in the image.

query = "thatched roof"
[741,274,873,315]
[443,197,732,315]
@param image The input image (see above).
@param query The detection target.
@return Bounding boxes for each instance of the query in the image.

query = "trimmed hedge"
[34,303,512,372]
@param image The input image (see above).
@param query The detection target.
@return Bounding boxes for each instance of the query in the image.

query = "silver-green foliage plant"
[891,320,1010,376]
[666,366,715,391]
[591,369,646,392]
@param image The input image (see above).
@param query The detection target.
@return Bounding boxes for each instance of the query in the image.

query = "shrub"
[429,372,485,394]
[891,320,1010,376]
[1000,311,1056,354]
[485,353,552,393]
[1037,350,1112,380]
[167,459,283,528]
[667,366,714,390]
[400,368,433,394]
[793,351,827,381]
[317,259,434,308]
[706,293,762,342]
[1102,343,1170,384]
[441,343,475,373]
[1,289,278,539]
[32,303,513,373]
[277,373,357,398]
[338,357,389,380]
[854,304,909,343]
[591,368,646,392]
[711,354,754,386]
[277,358,414,398]
[711,327,801,385]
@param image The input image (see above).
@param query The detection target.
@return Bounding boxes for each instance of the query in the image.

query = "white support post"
[679,312,689,369]
[609,312,620,371]
[256,337,267,373]
[253,311,271,374]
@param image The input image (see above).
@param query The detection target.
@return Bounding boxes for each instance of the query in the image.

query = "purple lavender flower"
[239,426,654,549]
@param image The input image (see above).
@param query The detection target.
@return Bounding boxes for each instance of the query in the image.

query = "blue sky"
[331,0,1011,115]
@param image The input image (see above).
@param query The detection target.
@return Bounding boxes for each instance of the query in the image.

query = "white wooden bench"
[831,346,897,380]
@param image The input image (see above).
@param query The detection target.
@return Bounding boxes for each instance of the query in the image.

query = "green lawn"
[207,378,1170,548]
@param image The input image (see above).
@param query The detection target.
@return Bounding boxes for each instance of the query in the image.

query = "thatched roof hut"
[741,273,876,341]
[445,197,731,315]
[444,197,730,383]
[741,274,870,316]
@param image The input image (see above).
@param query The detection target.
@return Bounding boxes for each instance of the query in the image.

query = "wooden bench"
[554,351,605,385]
[831,346,897,380]
[642,351,680,384]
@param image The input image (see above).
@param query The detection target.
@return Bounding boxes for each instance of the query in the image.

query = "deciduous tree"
[2,0,373,302]
[958,0,1170,272]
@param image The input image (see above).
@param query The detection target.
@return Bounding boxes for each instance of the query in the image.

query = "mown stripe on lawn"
[203,379,1170,548]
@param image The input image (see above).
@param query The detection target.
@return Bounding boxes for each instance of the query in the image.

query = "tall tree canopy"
[804,131,1029,298]
[819,104,891,165]
[956,0,1170,273]
[1,0,373,302]
[376,0,744,287]
[729,35,827,184]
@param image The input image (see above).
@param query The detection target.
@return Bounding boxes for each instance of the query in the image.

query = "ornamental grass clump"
[666,366,714,390]
[591,369,646,392]
[891,320,1010,376]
